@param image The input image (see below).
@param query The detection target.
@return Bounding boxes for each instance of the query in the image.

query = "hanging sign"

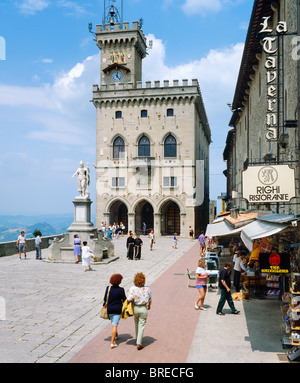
[259,16,288,141]
[259,252,290,274]
[242,165,295,203]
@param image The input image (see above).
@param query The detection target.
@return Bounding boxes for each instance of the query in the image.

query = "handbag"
[100,286,111,319]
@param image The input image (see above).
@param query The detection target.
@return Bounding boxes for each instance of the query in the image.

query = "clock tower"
[95,20,147,87]
[92,5,211,238]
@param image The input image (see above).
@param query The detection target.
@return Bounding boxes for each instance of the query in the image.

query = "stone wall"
[228,0,299,214]
[0,234,65,258]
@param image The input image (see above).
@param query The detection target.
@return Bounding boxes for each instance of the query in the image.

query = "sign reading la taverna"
[242,165,295,203]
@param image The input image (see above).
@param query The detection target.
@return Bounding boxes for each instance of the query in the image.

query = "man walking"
[216,263,240,315]
[198,231,205,257]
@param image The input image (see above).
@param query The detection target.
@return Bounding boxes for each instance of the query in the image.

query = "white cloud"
[41,58,53,63]
[0,54,99,146]
[1,35,243,150]
[182,0,222,15]
[0,84,59,109]
[143,36,244,132]
[17,0,50,15]
[56,0,90,17]
[53,62,86,98]
[181,0,245,15]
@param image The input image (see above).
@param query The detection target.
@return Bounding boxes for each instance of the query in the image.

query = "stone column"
[180,212,187,238]
[154,213,161,237]
[128,213,135,234]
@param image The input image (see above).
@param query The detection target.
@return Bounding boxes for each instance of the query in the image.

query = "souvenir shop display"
[281,271,300,348]
[291,272,300,292]
[266,274,281,298]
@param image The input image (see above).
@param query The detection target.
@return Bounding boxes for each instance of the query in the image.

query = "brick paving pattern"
[0,236,291,363]
[68,242,200,363]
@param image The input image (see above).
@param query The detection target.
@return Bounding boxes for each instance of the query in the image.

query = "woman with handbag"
[103,274,126,348]
[127,273,152,350]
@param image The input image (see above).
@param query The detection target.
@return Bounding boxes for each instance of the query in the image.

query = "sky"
[0,0,254,216]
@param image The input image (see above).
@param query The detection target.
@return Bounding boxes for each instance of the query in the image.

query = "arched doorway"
[135,200,154,236]
[161,200,180,235]
[109,200,128,233]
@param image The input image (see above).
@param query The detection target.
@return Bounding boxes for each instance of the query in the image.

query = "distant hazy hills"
[0,214,77,242]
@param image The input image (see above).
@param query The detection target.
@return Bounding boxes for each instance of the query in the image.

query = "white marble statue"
[72,161,90,198]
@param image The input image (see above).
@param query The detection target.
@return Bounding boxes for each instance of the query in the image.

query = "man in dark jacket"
[216,263,240,315]
[126,232,135,260]
[134,234,143,260]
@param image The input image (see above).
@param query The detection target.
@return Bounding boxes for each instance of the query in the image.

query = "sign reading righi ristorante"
[242,165,295,203]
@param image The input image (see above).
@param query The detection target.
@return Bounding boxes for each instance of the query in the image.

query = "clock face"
[112,70,123,82]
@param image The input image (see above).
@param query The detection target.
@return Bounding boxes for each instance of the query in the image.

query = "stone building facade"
[92,21,211,237]
[224,0,300,215]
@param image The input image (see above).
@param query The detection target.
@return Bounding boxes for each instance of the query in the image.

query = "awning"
[240,219,289,252]
[257,213,295,224]
[205,220,242,237]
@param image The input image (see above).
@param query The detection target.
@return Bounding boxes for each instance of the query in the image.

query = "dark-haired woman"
[103,274,126,348]
[127,272,152,350]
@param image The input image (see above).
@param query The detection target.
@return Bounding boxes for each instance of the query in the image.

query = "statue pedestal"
[67,197,96,240]
[48,197,114,263]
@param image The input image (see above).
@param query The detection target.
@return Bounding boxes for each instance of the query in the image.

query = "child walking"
[82,241,93,272]
[173,233,178,249]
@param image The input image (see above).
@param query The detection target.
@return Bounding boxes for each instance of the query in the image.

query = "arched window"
[113,136,125,159]
[164,134,177,158]
[138,135,150,157]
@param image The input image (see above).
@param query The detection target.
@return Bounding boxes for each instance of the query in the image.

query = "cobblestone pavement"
[0,236,290,363]
[0,236,195,363]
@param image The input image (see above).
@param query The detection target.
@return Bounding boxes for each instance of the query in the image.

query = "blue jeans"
[36,245,42,259]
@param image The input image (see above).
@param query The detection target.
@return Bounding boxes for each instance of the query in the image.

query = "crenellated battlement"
[93,78,200,92]
[96,21,142,33]
[95,20,147,63]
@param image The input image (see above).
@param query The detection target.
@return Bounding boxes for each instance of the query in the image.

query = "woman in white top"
[195,258,209,310]
[82,241,93,272]
[127,272,152,350]
[233,249,246,292]
[148,230,155,250]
